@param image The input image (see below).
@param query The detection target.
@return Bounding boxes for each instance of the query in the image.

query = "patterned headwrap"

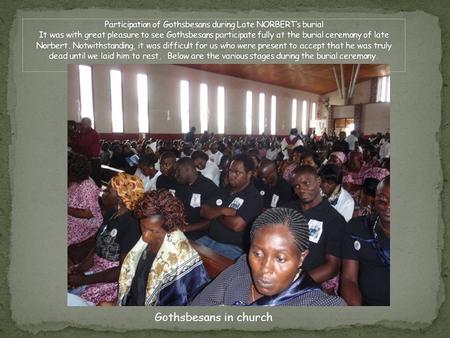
[330,151,347,164]
[110,173,144,210]
[363,167,390,181]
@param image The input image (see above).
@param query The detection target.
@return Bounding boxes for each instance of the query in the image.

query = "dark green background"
[1,1,448,337]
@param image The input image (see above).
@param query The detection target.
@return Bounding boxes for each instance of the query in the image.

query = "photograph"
[66,63,390,307]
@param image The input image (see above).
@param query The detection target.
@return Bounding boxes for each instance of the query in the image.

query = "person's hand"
[68,272,86,289]
[222,207,237,217]
[68,256,75,274]
[74,253,94,274]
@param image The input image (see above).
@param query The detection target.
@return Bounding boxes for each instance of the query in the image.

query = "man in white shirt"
[319,164,355,222]
[265,142,281,161]
[379,133,390,159]
[345,130,359,151]
[192,150,221,186]
[206,141,223,166]
[133,154,161,192]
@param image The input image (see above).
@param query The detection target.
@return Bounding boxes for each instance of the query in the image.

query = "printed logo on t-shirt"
[307,219,323,244]
[216,199,223,206]
[270,194,280,208]
[229,197,244,210]
[354,240,361,251]
[260,190,265,196]
[190,193,201,208]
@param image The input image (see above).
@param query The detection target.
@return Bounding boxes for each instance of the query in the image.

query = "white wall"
[360,103,390,134]
[323,78,390,135]
[333,105,355,119]
[68,64,320,135]
[327,79,372,105]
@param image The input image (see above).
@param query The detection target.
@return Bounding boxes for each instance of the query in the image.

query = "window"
[200,83,208,133]
[291,98,297,128]
[259,93,265,135]
[78,65,94,127]
[217,86,225,134]
[270,95,276,135]
[377,76,390,102]
[110,69,123,133]
[180,80,190,133]
[311,102,317,128]
[301,100,308,135]
[246,91,252,135]
[137,74,148,133]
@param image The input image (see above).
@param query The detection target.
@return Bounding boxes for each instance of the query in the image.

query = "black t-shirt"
[175,174,219,240]
[283,198,346,271]
[253,176,294,209]
[96,209,141,261]
[206,182,263,248]
[156,175,180,195]
[109,154,128,170]
[125,249,157,306]
[342,215,390,305]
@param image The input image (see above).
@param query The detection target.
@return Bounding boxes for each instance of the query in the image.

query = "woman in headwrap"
[342,151,365,194]
[327,151,347,168]
[68,172,144,305]
[352,167,390,218]
[117,189,210,306]
[281,146,304,183]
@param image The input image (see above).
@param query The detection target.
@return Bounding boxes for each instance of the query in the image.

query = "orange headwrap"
[110,173,144,210]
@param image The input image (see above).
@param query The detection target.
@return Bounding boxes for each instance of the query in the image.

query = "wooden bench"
[189,240,234,279]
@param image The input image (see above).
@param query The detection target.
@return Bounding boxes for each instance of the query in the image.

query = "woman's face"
[102,184,119,210]
[328,154,343,167]
[321,179,337,197]
[248,223,308,297]
[348,153,363,172]
[301,155,317,168]
[160,157,176,176]
[292,151,302,164]
[374,182,390,226]
[140,215,167,248]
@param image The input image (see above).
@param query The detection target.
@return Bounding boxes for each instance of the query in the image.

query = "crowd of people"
[67,118,391,307]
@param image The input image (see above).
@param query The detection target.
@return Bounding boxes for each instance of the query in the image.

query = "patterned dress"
[67,178,103,246]
[79,210,141,305]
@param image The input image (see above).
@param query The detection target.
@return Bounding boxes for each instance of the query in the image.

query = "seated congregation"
[68,124,390,307]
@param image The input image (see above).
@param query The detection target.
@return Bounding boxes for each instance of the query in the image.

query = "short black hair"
[362,178,380,197]
[292,145,305,154]
[301,150,321,167]
[191,150,209,162]
[160,151,176,161]
[68,152,91,183]
[176,157,196,170]
[259,158,276,171]
[292,165,318,177]
[138,154,158,167]
[231,153,255,172]
[319,164,343,185]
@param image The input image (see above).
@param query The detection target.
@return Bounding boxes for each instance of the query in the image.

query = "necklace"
[373,216,380,239]
[250,284,256,303]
